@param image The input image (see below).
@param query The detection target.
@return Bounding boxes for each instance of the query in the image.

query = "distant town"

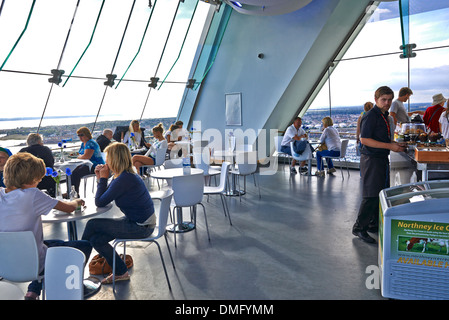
[0,117,176,147]
[0,103,430,150]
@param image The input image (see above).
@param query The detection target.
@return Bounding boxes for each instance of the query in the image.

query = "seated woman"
[82,142,156,284]
[132,123,168,172]
[314,116,341,177]
[0,153,91,300]
[71,126,105,194]
[122,120,150,150]
[165,124,183,158]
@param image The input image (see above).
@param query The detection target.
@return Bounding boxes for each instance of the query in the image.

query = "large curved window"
[303,0,449,163]
[0,0,211,137]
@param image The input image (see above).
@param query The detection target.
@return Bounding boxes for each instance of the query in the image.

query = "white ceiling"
[222,0,314,16]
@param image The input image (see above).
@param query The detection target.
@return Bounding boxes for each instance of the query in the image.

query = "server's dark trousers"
[353,154,389,233]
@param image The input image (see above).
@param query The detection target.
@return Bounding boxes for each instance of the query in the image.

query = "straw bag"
[317,143,327,151]
[89,254,134,275]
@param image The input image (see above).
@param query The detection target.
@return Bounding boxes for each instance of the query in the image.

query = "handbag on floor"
[88,253,133,275]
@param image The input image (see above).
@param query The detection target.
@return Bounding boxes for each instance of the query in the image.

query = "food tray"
[415,146,449,163]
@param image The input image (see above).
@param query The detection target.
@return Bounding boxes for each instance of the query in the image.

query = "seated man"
[19,133,56,197]
[280,117,308,174]
[96,129,113,152]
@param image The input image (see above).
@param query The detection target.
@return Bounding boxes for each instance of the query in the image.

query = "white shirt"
[439,111,449,139]
[0,187,58,272]
[319,126,341,151]
[390,99,410,123]
[123,131,142,146]
[281,124,305,147]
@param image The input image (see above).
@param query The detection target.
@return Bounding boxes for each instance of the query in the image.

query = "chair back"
[339,139,349,157]
[217,162,231,191]
[193,148,211,175]
[235,151,257,175]
[172,172,204,207]
[164,158,183,169]
[193,140,209,149]
[154,146,168,166]
[152,190,174,239]
[0,231,40,282]
[274,136,283,152]
[44,247,85,300]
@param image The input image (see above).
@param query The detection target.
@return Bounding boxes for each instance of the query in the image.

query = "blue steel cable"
[37,0,81,133]
[139,0,182,121]
[62,0,105,87]
[115,0,158,89]
[0,0,36,71]
[158,0,199,89]
[92,0,136,133]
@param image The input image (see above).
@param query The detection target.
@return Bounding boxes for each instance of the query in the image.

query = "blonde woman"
[314,117,341,177]
[122,120,150,148]
[81,142,155,284]
[132,123,167,171]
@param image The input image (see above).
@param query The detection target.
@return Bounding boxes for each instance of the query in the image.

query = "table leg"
[83,276,101,299]
[67,221,78,241]
[166,207,195,233]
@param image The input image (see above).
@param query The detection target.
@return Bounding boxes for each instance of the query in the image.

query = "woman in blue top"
[82,142,155,284]
[71,126,105,194]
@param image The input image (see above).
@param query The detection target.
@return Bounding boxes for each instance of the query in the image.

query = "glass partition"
[304,0,449,164]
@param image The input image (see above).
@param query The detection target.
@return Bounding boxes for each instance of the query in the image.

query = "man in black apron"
[352,86,406,244]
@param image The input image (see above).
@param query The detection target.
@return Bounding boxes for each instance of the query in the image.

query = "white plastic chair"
[230,151,261,201]
[81,173,96,197]
[203,162,232,225]
[0,231,42,283]
[290,141,313,176]
[193,148,220,186]
[162,159,183,188]
[274,136,291,170]
[321,139,350,179]
[44,247,85,300]
[172,172,208,247]
[0,281,24,300]
[112,190,175,291]
[141,146,168,188]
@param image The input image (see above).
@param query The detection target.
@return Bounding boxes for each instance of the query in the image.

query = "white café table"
[150,168,203,233]
[54,159,93,172]
[42,197,113,241]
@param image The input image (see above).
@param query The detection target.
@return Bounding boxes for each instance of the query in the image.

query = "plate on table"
[51,209,71,216]
[68,159,83,163]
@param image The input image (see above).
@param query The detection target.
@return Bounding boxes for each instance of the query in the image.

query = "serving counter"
[390,144,449,186]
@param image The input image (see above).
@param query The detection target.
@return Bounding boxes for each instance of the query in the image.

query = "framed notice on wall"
[225,92,242,126]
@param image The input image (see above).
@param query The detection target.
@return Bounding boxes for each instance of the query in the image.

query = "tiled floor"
[38,163,384,300]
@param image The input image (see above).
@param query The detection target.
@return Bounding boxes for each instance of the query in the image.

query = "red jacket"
[423,104,445,133]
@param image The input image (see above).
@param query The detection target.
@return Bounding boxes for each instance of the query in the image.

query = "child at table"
[0,152,91,300]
